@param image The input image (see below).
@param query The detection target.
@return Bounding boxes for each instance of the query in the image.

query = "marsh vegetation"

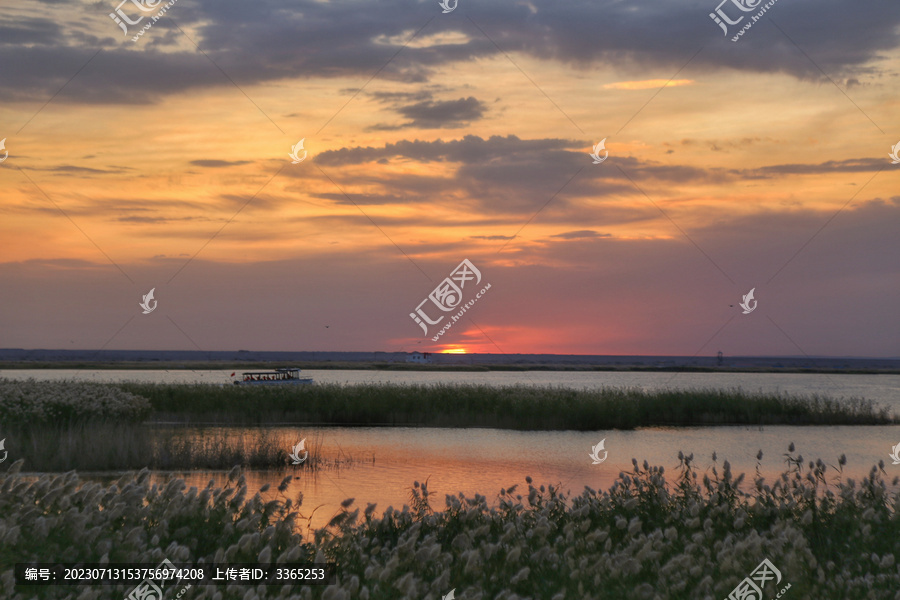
[123,381,898,429]
[1,446,897,599]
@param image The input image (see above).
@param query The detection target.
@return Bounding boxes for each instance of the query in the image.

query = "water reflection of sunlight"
[126,424,900,533]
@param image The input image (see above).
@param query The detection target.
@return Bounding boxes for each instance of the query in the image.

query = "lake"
[149,422,900,531]
[3,369,899,531]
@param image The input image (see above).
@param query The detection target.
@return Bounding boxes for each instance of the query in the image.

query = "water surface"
[124,424,900,531]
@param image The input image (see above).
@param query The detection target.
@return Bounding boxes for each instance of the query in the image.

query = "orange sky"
[1,0,898,356]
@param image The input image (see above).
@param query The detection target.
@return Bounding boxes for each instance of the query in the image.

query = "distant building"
[407,351,432,364]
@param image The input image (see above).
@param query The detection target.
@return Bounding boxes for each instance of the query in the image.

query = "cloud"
[315,134,575,166]
[739,158,886,177]
[116,216,172,224]
[310,192,421,206]
[190,159,253,168]
[0,15,62,46]
[312,134,723,212]
[550,230,612,239]
[115,215,206,224]
[372,96,487,130]
[32,164,129,174]
[2,0,898,104]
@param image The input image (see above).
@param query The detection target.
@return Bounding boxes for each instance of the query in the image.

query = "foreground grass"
[119,381,898,429]
[1,446,898,599]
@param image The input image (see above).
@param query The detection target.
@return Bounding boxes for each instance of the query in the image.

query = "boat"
[233,368,314,385]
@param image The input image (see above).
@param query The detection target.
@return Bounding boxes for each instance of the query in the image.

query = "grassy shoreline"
[121,381,899,429]
[1,447,898,599]
[1,378,896,430]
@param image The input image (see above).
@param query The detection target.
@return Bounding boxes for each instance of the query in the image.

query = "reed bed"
[2,378,893,430]
[120,381,897,429]
[0,378,149,424]
[6,424,350,472]
[1,446,898,599]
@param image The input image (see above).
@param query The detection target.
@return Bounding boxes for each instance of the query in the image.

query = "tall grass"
[1,446,898,599]
[2,378,893,430]
[6,424,348,472]
[0,378,149,424]
[120,382,897,429]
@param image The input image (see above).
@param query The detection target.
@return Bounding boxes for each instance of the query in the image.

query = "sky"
[0,0,898,357]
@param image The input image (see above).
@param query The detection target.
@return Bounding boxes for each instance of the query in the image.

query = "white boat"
[233,368,313,385]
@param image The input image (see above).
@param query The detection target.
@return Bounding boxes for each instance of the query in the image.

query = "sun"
[441,347,467,354]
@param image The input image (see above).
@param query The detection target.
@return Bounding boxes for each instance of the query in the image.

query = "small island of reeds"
[121,380,897,429]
